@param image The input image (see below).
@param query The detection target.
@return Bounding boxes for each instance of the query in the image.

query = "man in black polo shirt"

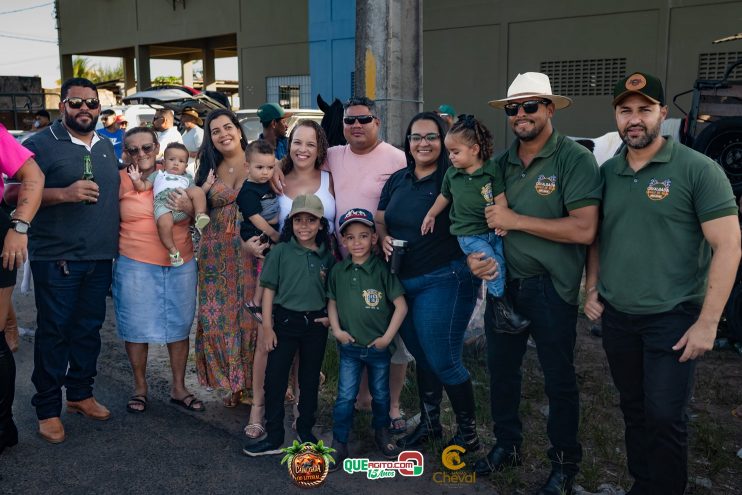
[469,72,602,495]
[584,72,740,495]
[23,78,120,444]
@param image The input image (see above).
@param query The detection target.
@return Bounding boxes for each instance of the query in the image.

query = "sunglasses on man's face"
[124,143,156,156]
[503,99,551,117]
[343,115,375,125]
[63,97,101,110]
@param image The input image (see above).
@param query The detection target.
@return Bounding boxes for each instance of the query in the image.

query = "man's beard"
[64,111,98,133]
[511,118,544,142]
[619,121,660,149]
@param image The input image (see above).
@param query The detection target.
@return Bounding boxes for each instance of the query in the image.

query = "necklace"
[228,167,234,173]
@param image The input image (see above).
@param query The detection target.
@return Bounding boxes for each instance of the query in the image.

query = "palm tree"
[72,57,97,80]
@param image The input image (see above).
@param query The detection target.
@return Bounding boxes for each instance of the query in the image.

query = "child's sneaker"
[374,427,401,459]
[169,251,184,267]
[194,213,210,235]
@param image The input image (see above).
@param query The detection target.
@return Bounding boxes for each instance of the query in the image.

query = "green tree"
[72,56,97,80]
[152,76,183,86]
[95,62,124,83]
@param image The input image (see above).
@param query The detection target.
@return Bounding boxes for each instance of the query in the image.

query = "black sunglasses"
[124,143,156,155]
[343,115,375,125]
[408,133,440,143]
[503,99,551,116]
[63,97,101,110]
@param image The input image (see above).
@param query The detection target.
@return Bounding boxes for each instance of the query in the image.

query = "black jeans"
[0,331,15,434]
[485,275,582,475]
[264,305,328,444]
[31,260,112,420]
[602,301,699,495]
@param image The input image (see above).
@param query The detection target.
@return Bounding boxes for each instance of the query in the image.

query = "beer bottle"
[82,154,95,204]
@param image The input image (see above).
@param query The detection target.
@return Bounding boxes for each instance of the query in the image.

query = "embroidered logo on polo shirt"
[480,183,493,204]
[646,178,671,201]
[534,175,557,196]
[362,289,383,309]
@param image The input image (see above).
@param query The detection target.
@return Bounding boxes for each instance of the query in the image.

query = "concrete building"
[56,0,742,144]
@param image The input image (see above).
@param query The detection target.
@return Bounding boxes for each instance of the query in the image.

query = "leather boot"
[38,417,65,444]
[66,397,111,421]
[397,367,443,448]
[0,331,18,455]
[443,378,480,452]
[487,293,530,334]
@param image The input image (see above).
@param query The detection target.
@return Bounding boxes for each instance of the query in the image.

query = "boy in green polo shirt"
[422,115,529,333]
[327,208,408,471]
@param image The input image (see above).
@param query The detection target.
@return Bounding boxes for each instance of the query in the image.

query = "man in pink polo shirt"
[326,96,411,434]
[0,123,44,456]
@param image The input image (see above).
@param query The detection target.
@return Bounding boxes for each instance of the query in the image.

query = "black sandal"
[126,395,147,414]
[245,303,263,323]
[170,394,205,413]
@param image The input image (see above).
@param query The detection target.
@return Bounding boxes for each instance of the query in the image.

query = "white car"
[236,108,324,142]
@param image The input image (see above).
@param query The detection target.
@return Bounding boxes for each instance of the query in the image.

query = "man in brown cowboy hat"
[180,107,203,174]
[468,72,601,495]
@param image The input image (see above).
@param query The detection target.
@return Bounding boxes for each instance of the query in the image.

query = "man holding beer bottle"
[22,78,120,444]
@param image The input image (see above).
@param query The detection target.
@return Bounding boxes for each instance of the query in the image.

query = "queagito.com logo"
[343,450,424,479]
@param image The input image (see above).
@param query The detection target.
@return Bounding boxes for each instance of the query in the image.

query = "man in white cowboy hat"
[180,107,204,175]
[467,72,601,495]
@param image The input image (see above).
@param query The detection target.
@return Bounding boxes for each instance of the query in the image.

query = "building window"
[540,58,627,97]
[266,75,311,108]
[698,52,742,80]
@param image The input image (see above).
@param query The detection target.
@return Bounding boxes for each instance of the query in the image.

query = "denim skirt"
[112,254,197,343]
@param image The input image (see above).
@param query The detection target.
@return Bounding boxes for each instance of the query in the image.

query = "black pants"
[485,275,582,475]
[0,331,15,436]
[602,301,699,495]
[264,305,328,444]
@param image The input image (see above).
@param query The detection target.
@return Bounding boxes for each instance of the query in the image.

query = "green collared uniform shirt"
[327,255,405,353]
[598,137,737,314]
[440,159,506,235]
[499,130,602,305]
[259,237,336,312]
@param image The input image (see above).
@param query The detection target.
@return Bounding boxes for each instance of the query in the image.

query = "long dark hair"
[195,109,247,186]
[278,215,332,249]
[403,111,452,186]
[281,120,329,175]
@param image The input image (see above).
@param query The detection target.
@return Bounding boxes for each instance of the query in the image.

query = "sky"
[0,1,237,88]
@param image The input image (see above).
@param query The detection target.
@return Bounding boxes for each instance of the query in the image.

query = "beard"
[511,118,544,142]
[64,111,98,133]
[619,121,661,149]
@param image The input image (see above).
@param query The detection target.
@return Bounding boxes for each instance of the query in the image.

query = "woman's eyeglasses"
[62,97,101,110]
[408,133,440,143]
[503,99,551,116]
[343,115,375,125]
[124,143,156,155]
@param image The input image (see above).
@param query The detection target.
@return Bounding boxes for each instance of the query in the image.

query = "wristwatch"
[9,218,30,234]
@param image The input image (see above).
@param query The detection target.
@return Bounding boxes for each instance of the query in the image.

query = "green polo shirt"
[498,130,602,305]
[260,237,336,312]
[441,159,506,235]
[327,254,405,353]
[598,137,737,315]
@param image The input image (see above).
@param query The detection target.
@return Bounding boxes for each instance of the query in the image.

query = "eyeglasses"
[503,99,551,117]
[343,115,375,125]
[63,97,100,110]
[408,133,440,143]
[124,143,156,155]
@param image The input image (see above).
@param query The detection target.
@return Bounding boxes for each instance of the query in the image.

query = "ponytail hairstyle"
[447,114,494,162]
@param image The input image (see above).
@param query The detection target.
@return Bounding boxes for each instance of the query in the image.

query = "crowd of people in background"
[0,70,739,495]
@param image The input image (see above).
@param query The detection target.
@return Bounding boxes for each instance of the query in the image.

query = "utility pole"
[355,0,423,148]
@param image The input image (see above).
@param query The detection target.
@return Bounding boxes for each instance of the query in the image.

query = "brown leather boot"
[4,309,18,353]
[38,417,65,444]
[66,397,111,421]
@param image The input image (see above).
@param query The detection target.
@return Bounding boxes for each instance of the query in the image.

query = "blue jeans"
[398,257,479,385]
[602,301,699,495]
[332,343,391,443]
[31,260,112,420]
[457,233,505,297]
[485,274,582,475]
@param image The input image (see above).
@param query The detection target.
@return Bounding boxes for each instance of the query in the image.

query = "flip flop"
[170,394,205,413]
[389,416,407,434]
[126,395,147,414]
[223,391,242,408]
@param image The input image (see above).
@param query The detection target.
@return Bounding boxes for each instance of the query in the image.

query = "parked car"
[122,87,227,128]
[235,108,324,142]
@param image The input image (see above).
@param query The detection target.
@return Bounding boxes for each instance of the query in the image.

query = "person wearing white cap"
[468,72,601,495]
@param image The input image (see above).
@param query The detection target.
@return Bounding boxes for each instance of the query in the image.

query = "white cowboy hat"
[488,72,572,110]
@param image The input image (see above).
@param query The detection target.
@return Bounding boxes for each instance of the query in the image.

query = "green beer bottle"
[82,154,95,204]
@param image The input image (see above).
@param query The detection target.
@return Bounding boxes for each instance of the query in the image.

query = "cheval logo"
[646,178,671,201]
[362,289,383,309]
[626,73,647,91]
[534,175,557,196]
[433,445,476,485]
[480,183,494,204]
[441,445,466,470]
